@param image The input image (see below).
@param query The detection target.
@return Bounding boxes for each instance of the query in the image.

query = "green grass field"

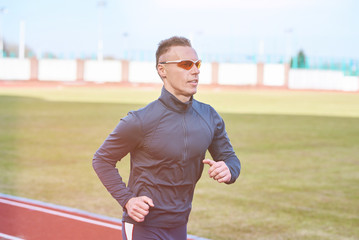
[0,86,358,240]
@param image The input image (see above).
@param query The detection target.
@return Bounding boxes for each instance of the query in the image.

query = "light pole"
[19,20,25,59]
[122,32,128,59]
[97,1,106,61]
[0,7,8,58]
[284,28,293,63]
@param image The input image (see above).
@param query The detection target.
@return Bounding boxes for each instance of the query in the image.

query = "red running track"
[0,194,201,240]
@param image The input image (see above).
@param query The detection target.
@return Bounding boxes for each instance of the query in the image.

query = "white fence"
[38,59,77,81]
[218,63,257,85]
[129,61,161,84]
[0,58,358,92]
[84,60,122,82]
[263,64,286,86]
[289,69,358,92]
[0,58,31,80]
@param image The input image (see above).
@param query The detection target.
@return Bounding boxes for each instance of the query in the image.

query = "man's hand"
[125,196,154,222]
[203,159,231,183]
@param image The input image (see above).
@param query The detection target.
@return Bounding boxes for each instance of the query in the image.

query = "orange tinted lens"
[195,60,201,69]
[177,61,194,70]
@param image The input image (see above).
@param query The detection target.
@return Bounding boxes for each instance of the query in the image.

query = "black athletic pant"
[122,222,187,240]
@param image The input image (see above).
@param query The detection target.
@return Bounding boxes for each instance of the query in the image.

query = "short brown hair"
[155,36,192,67]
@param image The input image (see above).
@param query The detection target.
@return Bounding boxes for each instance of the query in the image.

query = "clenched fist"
[125,196,154,222]
[203,159,231,183]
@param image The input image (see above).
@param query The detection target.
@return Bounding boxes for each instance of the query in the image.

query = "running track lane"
[0,194,202,240]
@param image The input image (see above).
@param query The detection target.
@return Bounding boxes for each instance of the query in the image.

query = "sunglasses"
[159,59,202,70]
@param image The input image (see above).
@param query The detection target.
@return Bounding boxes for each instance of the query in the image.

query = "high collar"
[159,87,193,113]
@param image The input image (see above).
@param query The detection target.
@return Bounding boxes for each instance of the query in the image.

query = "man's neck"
[163,86,192,103]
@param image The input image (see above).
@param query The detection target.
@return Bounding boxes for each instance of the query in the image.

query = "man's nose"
[191,65,200,74]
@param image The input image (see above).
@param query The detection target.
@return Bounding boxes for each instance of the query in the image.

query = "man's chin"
[189,87,198,95]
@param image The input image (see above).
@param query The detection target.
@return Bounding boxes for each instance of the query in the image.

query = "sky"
[0,0,358,61]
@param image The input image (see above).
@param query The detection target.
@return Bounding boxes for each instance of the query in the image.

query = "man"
[93,36,241,240]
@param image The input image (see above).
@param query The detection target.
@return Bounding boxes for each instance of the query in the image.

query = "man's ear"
[157,64,166,79]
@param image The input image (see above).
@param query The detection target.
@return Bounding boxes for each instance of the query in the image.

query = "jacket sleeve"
[92,112,142,208]
[208,110,241,184]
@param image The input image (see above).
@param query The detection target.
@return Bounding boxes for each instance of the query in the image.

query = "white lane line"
[0,232,25,240]
[0,199,122,231]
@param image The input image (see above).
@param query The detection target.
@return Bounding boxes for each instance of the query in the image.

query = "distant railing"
[291,56,359,76]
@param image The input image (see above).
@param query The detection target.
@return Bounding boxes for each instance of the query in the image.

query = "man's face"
[157,46,200,102]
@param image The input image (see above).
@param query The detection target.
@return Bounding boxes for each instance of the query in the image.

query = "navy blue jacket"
[93,87,241,228]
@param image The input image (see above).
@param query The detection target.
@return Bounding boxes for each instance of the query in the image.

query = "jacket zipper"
[182,113,188,179]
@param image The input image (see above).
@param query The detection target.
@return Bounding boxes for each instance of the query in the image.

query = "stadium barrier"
[0,58,31,80]
[83,60,122,82]
[0,57,358,92]
[289,69,359,91]
[38,59,77,81]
